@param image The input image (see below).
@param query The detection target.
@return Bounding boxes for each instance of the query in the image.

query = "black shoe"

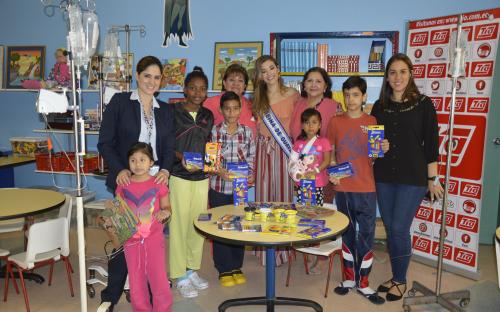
[357,289,385,305]
[334,285,350,295]
[377,279,394,293]
[386,282,406,302]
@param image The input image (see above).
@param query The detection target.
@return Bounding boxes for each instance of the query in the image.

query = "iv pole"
[107,24,145,91]
[403,14,471,312]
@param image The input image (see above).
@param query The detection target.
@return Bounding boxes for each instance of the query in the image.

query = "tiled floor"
[0,227,497,312]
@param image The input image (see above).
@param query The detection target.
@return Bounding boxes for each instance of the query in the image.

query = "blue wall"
[1,0,499,198]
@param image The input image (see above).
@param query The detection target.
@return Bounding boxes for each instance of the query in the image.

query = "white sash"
[262,109,293,157]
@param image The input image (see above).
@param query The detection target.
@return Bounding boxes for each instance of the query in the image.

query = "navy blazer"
[97,92,175,192]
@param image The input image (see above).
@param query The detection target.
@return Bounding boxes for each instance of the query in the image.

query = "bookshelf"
[270,31,399,103]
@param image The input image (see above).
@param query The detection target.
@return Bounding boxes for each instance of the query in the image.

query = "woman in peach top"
[252,55,299,266]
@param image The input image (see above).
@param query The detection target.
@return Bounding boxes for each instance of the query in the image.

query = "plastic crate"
[83,154,99,173]
[60,152,76,172]
[10,137,48,157]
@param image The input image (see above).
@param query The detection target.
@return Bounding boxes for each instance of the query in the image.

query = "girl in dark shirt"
[371,53,443,301]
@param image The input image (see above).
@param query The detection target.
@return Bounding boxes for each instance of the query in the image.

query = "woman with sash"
[252,55,299,265]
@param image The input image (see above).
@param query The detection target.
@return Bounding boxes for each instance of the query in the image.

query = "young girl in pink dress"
[290,108,331,206]
[115,142,173,312]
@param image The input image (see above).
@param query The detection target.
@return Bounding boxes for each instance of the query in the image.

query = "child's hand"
[155,209,171,224]
[381,139,390,153]
[329,176,340,185]
[218,168,232,182]
[247,174,255,185]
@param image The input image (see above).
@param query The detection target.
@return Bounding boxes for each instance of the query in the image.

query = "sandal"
[386,282,407,301]
[356,288,385,305]
[333,281,355,296]
[377,279,395,293]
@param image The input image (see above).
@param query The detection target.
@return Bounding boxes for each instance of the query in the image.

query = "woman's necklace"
[143,104,154,143]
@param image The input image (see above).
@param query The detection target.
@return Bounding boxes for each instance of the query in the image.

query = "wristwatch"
[427,176,440,186]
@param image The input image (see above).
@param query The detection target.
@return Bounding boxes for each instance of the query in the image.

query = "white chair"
[286,203,344,298]
[3,217,74,312]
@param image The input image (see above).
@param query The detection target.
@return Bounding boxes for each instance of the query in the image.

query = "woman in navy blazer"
[97,55,175,310]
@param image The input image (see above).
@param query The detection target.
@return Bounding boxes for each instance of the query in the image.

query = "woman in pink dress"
[252,55,299,265]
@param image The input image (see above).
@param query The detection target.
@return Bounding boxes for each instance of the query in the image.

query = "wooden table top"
[0,188,65,220]
[0,155,35,167]
[194,205,349,247]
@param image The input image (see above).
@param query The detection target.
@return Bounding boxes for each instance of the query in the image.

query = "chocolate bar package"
[327,162,354,179]
[240,224,262,232]
[197,213,212,221]
[183,152,203,170]
[203,142,221,173]
[227,162,249,179]
[299,179,316,206]
[297,218,326,228]
[367,125,384,158]
[263,224,295,236]
[233,177,248,206]
[297,226,332,238]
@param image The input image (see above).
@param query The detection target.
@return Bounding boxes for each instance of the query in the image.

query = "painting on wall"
[163,0,193,48]
[5,46,45,89]
[212,41,263,91]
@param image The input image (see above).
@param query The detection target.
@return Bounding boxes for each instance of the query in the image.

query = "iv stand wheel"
[459,298,470,308]
[407,288,416,297]
[87,283,96,298]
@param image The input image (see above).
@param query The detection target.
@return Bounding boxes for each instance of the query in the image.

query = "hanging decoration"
[162,0,193,48]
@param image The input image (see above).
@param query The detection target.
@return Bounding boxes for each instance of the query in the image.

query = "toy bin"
[10,137,48,157]
[83,153,99,173]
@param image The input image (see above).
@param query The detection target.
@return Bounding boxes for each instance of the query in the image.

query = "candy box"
[297,226,332,238]
[233,177,248,206]
[203,142,221,173]
[297,218,326,228]
[183,152,203,170]
[227,162,249,179]
[10,137,48,157]
[299,179,316,206]
[327,162,354,179]
[367,125,384,158]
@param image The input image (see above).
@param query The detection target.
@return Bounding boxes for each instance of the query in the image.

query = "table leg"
[0,265,45,284]
[218,247,323,312]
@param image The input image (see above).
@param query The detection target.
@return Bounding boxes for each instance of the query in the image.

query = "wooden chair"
[3,217,74,312]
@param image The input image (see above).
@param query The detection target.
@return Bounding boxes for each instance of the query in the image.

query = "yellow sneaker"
[219,274,236,287]
[232,269,247,285]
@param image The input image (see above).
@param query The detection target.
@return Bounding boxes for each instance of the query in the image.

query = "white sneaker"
[188,272,209,290]
[177,279,198,298]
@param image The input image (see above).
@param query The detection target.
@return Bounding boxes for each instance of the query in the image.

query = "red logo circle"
[463,200,476,214]
[434,47,444,57]
[415,49,423,58]
[476,80,486,91]
[419,223,428,232]
[461,233,471,244]
[431,81,440,90]
[477,43,491,58]
[456,80,462,91]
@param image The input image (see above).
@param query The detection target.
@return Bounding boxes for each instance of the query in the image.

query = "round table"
[0,188,66,220]
[0,188,66,283]
[194,204,349,312]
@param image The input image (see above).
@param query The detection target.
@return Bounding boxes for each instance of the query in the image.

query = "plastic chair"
[3,217,74,312]
[0,218,26,248]
[286,238,343,298]
[286,203,344,298]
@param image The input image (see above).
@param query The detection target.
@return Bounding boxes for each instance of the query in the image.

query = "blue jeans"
[208,189,245,274]
[376,183,427,283]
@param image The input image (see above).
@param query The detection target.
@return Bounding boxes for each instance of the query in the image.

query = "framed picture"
[88,53,134,91]
[212,41,263,91]
[5,46,45,89]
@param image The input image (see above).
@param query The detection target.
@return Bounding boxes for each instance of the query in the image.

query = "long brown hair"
[252,55,287,117]
[378,53,420,108]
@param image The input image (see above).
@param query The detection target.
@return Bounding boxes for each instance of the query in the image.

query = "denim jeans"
[376,183,427,283]
[208,189,245,274]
